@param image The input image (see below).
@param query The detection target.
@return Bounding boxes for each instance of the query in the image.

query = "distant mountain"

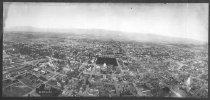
[4,26,53,33]
[122,32,205,45]
[4,26,207,45]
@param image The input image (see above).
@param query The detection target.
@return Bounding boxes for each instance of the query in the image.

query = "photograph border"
[1,0,209,100]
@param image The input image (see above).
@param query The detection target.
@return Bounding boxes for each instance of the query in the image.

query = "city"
[2,31,208,97]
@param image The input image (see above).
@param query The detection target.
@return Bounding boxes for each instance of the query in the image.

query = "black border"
[1,0,209,100]
[2,0,210,3]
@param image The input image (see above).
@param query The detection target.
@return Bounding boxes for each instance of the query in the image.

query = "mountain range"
[4,26,207,45]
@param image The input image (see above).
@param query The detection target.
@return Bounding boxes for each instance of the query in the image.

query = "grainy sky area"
[4,3,208,42]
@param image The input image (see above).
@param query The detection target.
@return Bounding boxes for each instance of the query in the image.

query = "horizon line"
[4,26,208,43]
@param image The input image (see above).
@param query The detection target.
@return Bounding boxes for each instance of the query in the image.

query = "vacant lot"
[3,82,32,97]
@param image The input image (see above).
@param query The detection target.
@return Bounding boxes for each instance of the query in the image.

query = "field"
[3,82,32,97]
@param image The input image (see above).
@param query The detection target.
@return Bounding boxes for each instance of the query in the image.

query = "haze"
[4,3,208,42]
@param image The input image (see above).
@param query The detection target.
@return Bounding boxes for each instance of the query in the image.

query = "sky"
[4,3,209,42]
